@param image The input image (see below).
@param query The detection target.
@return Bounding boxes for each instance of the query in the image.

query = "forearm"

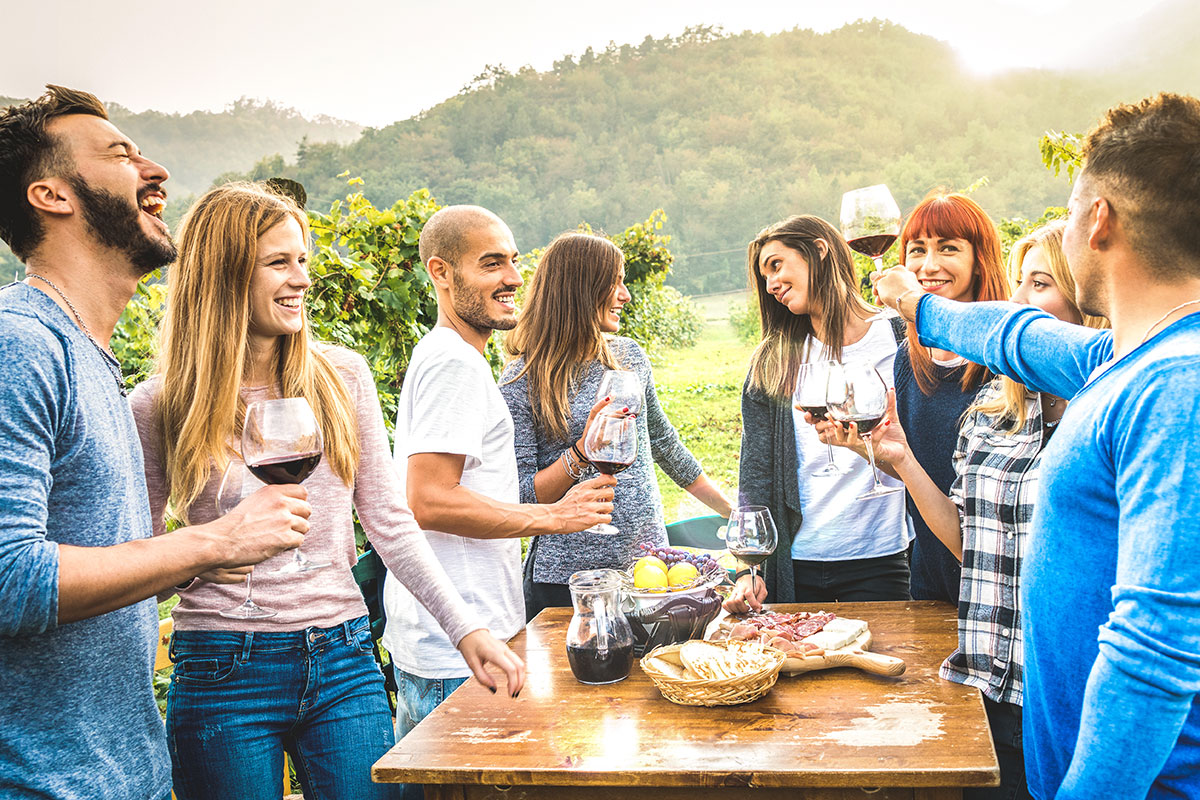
[532,448,583,504]
[684,473,732,518]
[893,452,963,561]
[56,525,224,623]
[410,483,568,539]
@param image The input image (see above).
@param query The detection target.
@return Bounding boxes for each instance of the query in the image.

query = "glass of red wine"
[725,506,777,593]
[242,397,329,574]
[596,369,643,417]
[795,360,847,477]
[824,362,902,501]
[580,411,637,536]
[216,460,276,619]
[840,184,902,273]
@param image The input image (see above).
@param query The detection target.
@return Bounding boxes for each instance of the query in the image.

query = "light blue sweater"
[0,283,169,799]
[915,294,1200,800]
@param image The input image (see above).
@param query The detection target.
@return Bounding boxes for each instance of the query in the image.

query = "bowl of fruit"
[621,545,728,656]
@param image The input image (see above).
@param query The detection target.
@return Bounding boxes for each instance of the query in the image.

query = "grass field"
[651,290,755,522]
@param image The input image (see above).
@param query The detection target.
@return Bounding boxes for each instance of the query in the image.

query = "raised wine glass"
[242,397,330,574]
[795,360,848,477]
[824,362,903,501]
[841,184,902,322]
[596,369,643,417]
[216,460,276,619]
[725,506,777,594]
[580,411,638,536]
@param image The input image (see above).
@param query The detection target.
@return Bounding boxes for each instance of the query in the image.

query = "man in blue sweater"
[874,93,1200,798]
[0,87,313,799]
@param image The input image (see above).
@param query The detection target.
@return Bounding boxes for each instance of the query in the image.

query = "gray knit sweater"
[499,336,703,584]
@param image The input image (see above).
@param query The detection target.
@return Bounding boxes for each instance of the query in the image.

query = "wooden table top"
[374,601,999,789]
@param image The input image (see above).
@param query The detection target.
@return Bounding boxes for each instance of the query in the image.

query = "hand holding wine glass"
[825,362,903,501]
[580,411,637,536]
[242,397,330,573]
[725,506,777,600]
[795,360,847,478]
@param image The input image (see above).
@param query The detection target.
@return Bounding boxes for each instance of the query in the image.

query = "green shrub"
[727,300,760,345]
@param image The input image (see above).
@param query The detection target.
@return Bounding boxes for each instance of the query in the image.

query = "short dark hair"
[1082,92,1200,276]
[418,205,503,269]
[0,85,108,261]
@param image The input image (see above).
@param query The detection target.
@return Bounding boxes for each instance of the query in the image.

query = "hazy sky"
[2,0,1168,127]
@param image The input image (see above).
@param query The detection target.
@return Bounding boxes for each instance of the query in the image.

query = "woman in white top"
[728,214,910,612]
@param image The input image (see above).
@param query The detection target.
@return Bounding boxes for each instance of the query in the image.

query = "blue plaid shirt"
[940,378,1046,707]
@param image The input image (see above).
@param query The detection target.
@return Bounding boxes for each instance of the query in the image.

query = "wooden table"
[374,601,999,799]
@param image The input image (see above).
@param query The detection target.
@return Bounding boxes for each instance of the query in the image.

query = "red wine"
[591,460,633,475]
[566,643,634,684]
[798,405,829,421]
[247,451,322,484]
[837,415,884,434]
[730,549,772,567]
[848,234,897,259]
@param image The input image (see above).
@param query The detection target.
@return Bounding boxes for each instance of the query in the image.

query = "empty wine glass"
[795,360,848,477]
[242,398,330,574]
[580,411,638,536]
[825,362,902,501]
[725,506,777,593]
[596,370,643,417]
[216,460,276,619]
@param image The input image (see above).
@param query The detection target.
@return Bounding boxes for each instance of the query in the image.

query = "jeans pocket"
[352,625,377,655]
[172,653,240,685]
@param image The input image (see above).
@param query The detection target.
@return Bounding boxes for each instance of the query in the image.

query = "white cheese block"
[800,617,868,651]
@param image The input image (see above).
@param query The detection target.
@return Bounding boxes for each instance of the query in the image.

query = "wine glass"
[596,370,643,417]
[725,506,777,594]
[242,398,329,573]
[824,362,902,501]
[795,360,847,477]
[841,184,902,321]
[580,411,638,536]
[216,460,277,619]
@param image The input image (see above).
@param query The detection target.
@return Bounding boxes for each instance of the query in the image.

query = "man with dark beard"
[380,206,615,796]
[0,86,312,800]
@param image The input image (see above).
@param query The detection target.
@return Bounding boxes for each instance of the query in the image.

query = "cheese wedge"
[799,617,868,651]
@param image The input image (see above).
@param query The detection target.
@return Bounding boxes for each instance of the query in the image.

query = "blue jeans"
[167,617,401,800]
[394,669,468,800]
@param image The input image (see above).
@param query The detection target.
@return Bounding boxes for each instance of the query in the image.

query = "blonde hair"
[971,220,1108,432]
[154,182,359,522]
[502,232,624,441]
[745,215,876,400]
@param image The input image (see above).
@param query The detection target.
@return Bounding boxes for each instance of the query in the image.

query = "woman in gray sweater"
[500,232,731,619]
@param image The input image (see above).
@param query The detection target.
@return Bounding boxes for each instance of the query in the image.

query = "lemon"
[667,562,699,587]
[633,564,669,589]
[634,555,668,574]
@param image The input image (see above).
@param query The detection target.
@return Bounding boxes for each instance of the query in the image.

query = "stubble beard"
[450,269,517,333]
[67,176,178,276]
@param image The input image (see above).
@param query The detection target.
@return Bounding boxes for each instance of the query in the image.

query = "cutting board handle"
[823,649,906,676]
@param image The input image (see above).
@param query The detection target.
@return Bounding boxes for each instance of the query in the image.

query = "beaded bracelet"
[561,450,587,481]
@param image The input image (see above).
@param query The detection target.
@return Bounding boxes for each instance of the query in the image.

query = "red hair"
[901,192,1009,395]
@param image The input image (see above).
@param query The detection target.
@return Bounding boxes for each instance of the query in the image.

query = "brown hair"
[0,85,108,260]
[155,182,359,522]
[1081,93,1200,277]
[900,192,1009,395]
[502,232,624,441]
[745,215,876,400]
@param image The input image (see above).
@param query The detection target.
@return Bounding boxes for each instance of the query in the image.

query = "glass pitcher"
[565,569,635,685]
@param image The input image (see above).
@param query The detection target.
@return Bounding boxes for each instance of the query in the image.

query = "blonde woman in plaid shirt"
[823,221,1106,800]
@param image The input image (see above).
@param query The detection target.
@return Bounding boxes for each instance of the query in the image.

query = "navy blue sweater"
[893,344,977,604]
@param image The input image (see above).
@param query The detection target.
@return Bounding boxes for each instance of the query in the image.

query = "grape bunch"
[637,542,720,572]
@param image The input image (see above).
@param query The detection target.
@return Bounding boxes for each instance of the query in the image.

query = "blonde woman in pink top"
[129,182,523,800]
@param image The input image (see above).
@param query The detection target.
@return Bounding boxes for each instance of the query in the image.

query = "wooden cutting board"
[711,616,906,677]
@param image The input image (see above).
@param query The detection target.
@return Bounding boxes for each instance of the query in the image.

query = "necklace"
[1141,299,1200,345]
[26,273,127,397]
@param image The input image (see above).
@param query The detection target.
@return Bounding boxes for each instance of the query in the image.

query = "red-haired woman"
[885,192,1010,603]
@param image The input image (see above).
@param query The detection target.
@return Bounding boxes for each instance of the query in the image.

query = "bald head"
[419,205,509,268]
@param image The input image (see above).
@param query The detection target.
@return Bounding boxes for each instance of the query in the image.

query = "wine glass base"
[583,523,619,536]
[856,485,904,501]
[219,602,278,620]
[273,558,332,575]
[811,462,849,477]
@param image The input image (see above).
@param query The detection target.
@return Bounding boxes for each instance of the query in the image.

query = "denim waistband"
[170,615,369,658]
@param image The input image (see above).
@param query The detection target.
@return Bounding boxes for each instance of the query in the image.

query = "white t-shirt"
[381,327,524,678]
[789,317,912,561]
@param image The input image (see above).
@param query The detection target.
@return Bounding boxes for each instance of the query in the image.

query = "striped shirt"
[940,378,1047,707]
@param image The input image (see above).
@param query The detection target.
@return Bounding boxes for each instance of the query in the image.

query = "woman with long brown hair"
[728,214,911,612]
[129,182,519,800]
[500,232,730,618]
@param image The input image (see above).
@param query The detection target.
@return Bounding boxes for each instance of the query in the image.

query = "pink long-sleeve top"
[129,345,484,643]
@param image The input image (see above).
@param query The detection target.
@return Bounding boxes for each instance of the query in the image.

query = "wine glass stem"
[863,434,885,491]
[825,441,838,467]
[244,569,256,605]
[871,256,884,272]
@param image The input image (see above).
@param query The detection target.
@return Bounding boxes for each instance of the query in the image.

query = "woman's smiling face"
[903,235,977,302]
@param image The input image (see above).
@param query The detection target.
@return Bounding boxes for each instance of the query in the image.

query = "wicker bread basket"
[640,639,786,706]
